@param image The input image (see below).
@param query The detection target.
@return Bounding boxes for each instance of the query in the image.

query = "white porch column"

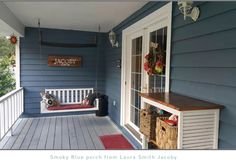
[0,2,24,36]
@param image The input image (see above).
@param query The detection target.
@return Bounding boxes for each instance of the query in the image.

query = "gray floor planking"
[20,118,39,149]
[61,117,70,149]
[54,117,62,149]
[88,115,104,136]
[45,117,56,149]
[37,117,50,149]
[73,115,87,149]
[2,118,27,149]
[92,116,119,135]
[79,115,95,149]
[0,114,122,150]
[83,115,104,149]
[67,116,78,149]
[11,118,33,149]
[28,118,45,149]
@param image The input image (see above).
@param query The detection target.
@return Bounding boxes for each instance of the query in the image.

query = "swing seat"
[40,88,99,113]
[47,104,94,111]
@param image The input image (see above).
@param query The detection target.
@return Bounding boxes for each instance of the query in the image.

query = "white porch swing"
[39,21,101,114]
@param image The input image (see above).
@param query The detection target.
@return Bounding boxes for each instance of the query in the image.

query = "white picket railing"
[45,88,94,104]
[0,87,24,140]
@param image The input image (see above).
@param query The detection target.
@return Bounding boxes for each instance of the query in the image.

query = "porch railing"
[0,87,24,140]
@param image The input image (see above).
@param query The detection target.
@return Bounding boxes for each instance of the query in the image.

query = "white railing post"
[0,87,24,140]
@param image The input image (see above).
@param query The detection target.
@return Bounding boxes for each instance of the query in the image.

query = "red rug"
[99,134,134,150]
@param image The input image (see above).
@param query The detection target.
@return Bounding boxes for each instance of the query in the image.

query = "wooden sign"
[48,55,82,67]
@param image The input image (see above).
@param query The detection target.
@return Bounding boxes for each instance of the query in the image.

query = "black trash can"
[96,95,108,116]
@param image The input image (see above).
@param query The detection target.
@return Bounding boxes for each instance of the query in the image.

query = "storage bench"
[139,92,224,149]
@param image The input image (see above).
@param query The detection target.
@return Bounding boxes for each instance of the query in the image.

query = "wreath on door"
[144,42,165,75]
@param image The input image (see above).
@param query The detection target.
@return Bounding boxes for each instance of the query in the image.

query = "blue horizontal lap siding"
[171,2,236,149]
[21,27,105,114]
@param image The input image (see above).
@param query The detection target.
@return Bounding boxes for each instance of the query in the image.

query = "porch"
[0,1,236,151]
[0,114,121,150]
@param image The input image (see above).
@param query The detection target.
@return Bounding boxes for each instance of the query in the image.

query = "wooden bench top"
[139,92,224,111]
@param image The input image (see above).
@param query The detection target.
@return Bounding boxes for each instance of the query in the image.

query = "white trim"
[123,125,142,145]
[213,110,220,149]
[142,97,181,116]
[177,112,183,149]
[120,31,127,127]
[131,72,141,74]
[165,4,172,92]
[120,2,173,127]
[0,2,24,36]
[127,121,140,132]
[15,37,20,88]
[122,2,172,37]
[0,87,23,102]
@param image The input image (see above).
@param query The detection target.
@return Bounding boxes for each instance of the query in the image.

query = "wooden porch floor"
[0,114,122,150]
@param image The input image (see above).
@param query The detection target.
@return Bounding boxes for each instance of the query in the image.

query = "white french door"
[125,30,145,131]
[121,2,172,142]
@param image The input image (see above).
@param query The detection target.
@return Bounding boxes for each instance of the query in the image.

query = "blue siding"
[171,2,236,149]
[104,1,236,149]
[21,27,106,114]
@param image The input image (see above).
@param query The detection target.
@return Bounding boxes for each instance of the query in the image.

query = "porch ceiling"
[4,1,147,32]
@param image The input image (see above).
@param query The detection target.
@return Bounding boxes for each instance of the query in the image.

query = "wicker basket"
[139,108,158,141]
[156,117,178,149]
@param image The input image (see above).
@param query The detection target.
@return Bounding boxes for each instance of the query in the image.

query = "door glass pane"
[148,27,167,93]
[132,56,141,73]
[131,73,141,91]
[130,36,142,127]
[130,106,140,127]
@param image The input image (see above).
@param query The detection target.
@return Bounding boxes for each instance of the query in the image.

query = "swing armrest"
[94,98,99,110]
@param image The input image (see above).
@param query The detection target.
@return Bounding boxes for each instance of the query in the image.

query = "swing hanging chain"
[95,25,100,95]
[38,19,45,90]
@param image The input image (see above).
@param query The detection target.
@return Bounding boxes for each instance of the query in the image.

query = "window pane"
[130,106,135,124]
[132,36,142,55]
[130,89,140,109]
[134,108,140,127]
[131,56,141,73]
[130,106,140,127]
[131,73,141,91]
[148,27,167,93]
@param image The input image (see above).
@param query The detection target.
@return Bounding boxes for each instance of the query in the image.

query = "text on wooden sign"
[48,55,82,67]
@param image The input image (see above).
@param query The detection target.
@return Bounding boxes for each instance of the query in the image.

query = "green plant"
[0,36,16,97]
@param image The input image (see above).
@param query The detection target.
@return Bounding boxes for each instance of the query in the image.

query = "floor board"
[73,116,87,149]
[0,114,122,150]
[28,118,45,149]
[2,118,27,149]
[67,116,78,149]
[11,118,33,149]
[37,117,50,149]
[45,117,56,149]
